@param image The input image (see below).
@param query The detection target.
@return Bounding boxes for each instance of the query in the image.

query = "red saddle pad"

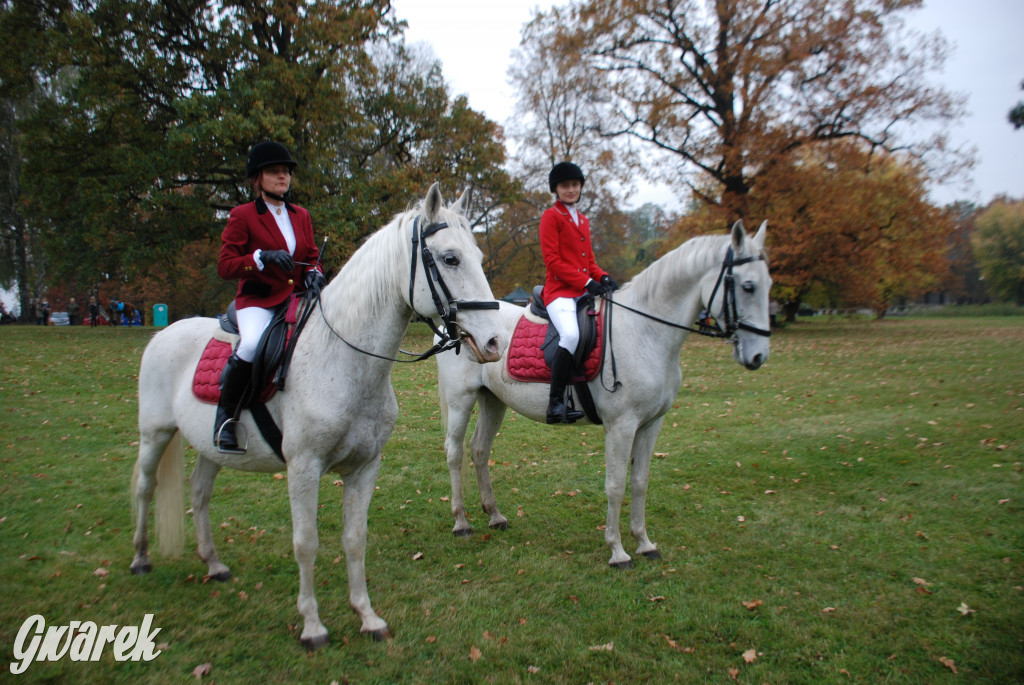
[505,313,603,383]
[192,339,276,404]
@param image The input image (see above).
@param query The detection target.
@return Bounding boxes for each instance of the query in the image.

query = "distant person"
[88,295,99,327]
[68,297,80,326]
[214,140,325,454]
[538,161,617,424]
[42,299,50,325]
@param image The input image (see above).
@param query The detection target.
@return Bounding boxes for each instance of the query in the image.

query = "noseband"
[409,216,499,355]
[698,246,772,339]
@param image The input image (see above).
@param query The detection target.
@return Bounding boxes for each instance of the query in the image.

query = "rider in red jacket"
[539,162,618,423]
[214,141,325,453]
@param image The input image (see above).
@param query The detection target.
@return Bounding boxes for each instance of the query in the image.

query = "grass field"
[0,316,1021,683]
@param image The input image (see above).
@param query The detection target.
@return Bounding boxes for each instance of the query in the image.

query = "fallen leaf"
[728,666,740,680]
[741,599,762,610]
[822,607,836,614]
[649,595,666,602]
[527,665,540,674]
[412,552,424,560]
[912,577,931,586]
[425,635,436,643]
[468,645,482,662]
[588,642,614,652]
[93,567,109,577]
[957,602,976,617]
[742,648,758,663]
[938,656,957,674]
[192,663,212,679]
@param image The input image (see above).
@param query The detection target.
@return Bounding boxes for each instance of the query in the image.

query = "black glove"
[304,270,326,293]
[600,275,619,292]
[585,279,608,296]
[261,250,294,272]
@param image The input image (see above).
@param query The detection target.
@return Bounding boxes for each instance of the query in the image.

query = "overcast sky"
[391,0,1024,209]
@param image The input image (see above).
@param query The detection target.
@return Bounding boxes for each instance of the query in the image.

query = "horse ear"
[424,182,443,222]
[451,187,473,217]
[730,220,747,252]
[752,220,767,251]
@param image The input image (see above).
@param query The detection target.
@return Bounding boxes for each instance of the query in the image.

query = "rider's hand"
[261,250,294,272]
[304,270,326,293]
[585,279,608,296]
[600,275,619,292]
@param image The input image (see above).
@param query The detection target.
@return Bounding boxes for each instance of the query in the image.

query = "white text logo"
[10,614,162,675]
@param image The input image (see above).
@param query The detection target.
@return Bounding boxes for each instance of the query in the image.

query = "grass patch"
[0,318,1021,683]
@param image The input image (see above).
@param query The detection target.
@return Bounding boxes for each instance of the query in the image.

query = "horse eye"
[442,251,460,267]
[742,281,756,294]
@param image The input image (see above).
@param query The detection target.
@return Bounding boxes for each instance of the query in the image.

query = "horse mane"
[624,234,730,307]
[317,199,477,333]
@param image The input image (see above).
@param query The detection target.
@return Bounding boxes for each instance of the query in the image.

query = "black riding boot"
[214,355,253,454]
[546,347,585,424]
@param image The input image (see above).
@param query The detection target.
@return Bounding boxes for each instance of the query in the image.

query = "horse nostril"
[487,336,499,353]
[749,353,763,369]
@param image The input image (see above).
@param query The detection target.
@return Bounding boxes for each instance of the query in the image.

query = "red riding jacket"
[539,201,608,305]
[217,199,321,310]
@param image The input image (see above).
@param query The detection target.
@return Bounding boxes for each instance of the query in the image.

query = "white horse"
[437,220,771,568]
[130,184,504,649]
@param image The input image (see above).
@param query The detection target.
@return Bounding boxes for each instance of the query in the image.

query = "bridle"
[314,215,499,364]
[407,216,500,357]
[598,245,770,392]
[697,246,772,339]
[603,245,772,340]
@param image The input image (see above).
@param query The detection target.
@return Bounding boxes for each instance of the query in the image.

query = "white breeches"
[235,306,274,362]
[547,297,580,354]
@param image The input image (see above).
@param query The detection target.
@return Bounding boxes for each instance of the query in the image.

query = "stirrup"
[215,420,248,454]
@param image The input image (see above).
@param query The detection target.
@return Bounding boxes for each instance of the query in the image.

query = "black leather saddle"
[218,299,292,392]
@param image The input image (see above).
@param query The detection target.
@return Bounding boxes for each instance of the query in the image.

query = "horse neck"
[303,217,414,369]
[622,235,729,327]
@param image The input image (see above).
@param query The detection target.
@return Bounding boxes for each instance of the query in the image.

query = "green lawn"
[0,317,1020,683]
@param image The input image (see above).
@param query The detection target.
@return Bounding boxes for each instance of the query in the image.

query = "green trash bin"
[153,304,168,327]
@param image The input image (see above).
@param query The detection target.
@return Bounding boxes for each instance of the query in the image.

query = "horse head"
[406,183,505,363]
[700,220,772,370]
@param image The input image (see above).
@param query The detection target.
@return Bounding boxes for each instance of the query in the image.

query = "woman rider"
[539,161,618,424]
[214,141,325,453]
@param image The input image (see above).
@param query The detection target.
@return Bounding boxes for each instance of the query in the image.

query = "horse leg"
[443,388,478,537]
[469,389,509,531]
[339,460,391,641]
[131,428,183,574]
[130,430,168,574]
[628,418,665,560]
[287,461,330,650]
[190,455,231,581]
[603,424,638,569]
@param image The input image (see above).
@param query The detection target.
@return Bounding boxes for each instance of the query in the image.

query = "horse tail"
[131,431,186,558]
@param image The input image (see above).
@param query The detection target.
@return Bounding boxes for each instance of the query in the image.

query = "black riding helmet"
[246,141,297,179]
[548,161,585,193]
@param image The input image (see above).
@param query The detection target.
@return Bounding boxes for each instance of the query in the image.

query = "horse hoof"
[489,521,510,531]
[641,549,662,560]
[453,528,473,538]
[129,563,152,575]
[609,560,634,570]
[369,627,392,642]
[206,570,232,582]
[301,634,330,651]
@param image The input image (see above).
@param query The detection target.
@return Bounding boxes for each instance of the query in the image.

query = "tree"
[1010,80,1024,130]
[548,0,970,219]
[737,141,952,318]
[1,1,514,318]
[972,201,1024,305]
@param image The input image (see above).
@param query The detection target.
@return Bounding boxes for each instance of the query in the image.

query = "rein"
[599,245,771,391]
[316,215,499,364]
